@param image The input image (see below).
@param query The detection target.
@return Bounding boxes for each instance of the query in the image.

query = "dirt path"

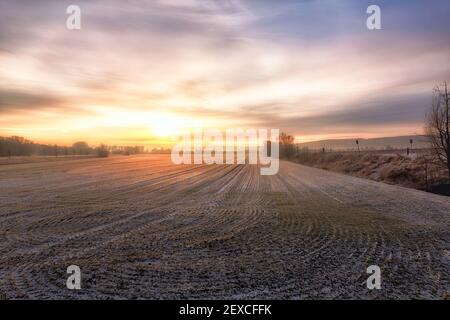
[0,155,449,299]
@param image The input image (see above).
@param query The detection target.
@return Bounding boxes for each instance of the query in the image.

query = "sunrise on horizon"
[1,0,449,147]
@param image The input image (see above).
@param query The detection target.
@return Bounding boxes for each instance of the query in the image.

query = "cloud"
[0,0,449,144]
[278,93,431,134]
[0,89,63,113]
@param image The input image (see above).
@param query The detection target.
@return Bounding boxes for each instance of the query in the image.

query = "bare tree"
[425,81,450,183]
[280,132,295,159]
[280,132,295,145]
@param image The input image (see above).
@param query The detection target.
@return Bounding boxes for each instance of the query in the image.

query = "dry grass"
[295,151,448,191]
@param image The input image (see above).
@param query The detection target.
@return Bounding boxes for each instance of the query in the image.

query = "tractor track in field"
[0,155,449,299]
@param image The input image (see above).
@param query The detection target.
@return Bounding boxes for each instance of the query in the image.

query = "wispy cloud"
[0,0,449,145]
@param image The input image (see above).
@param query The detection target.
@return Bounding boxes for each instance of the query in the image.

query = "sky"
[0,0,449,146]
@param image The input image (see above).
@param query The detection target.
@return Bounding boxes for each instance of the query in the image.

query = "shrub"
[96,145,109,157]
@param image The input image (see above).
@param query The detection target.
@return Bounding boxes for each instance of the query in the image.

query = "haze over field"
[1,0,450,147]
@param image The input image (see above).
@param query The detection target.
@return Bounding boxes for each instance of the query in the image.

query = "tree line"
[0,136,145,158]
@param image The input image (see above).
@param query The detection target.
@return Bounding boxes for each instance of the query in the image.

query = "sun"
[151,118,175,137]
[150,113,182,138]
[153,122,173,137]
[149,112,208,138]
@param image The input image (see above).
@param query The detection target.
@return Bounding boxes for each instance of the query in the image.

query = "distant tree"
[96,144,109,158]
[280,132,295,145]
[425,82,450,183]
[0,136,35,156]
[72,141,89,155]
[280,132,295,159]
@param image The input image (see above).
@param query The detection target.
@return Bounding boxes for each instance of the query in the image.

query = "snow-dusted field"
[0,155,449,299]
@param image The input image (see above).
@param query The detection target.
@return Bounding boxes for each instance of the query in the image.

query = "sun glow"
[149,113,190,138]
